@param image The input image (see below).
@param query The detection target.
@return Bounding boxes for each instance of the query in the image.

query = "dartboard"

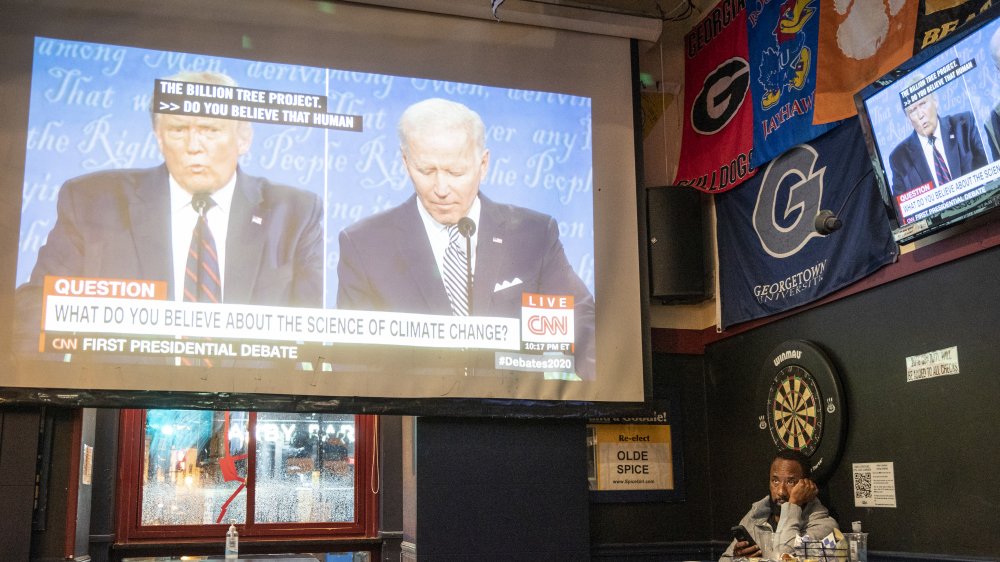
[767,365,823,455]
[758,340,845,483]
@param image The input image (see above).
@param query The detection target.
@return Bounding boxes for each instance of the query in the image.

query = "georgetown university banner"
[715,119,898,328]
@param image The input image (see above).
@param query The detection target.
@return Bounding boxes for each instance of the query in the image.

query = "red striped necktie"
[929,135,952,185]
[184,194,221,304]
[182,194,221,367]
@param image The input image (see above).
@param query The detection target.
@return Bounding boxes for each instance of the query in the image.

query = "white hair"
[397,98,486,156]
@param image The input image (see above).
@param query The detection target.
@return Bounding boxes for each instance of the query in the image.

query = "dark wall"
[412,417,590,561]
[705,246,1000,558]
[590,353,714,558]
[30,407,78,560]
[89,409,120,562]
[379,415,404,562]
[0,407,41,562]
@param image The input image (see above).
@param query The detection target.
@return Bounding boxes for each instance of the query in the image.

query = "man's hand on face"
[733,540,762,558]
[789,477,818,507]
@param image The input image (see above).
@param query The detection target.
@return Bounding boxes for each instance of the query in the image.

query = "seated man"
[721,450,839,560]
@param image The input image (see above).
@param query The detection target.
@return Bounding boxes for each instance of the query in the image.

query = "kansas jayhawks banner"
[747,0,839,168]
[715,119,898,328]
[675,0,757,193]
[813,0,918,124]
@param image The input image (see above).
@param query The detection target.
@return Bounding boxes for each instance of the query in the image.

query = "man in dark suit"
[888,90,988,197]
[336,98,595,379]
[984,26,1000,160]
[15,71,323,351]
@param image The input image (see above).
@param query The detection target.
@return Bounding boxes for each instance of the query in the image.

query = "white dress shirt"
[169,174,237,301]
[416,196,481,284]
[917,122,952,185]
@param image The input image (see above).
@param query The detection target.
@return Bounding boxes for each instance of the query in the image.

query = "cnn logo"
[526,314,569,336]
[521,293,574,344]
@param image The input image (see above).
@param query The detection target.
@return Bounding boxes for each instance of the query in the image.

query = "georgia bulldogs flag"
[715,119,898,328]
[675,0,757,193]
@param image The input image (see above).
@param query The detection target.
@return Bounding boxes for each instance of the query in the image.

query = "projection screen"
[0,0,649,415]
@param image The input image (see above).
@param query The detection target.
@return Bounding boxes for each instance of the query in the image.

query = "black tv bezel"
[854,12,1000,246]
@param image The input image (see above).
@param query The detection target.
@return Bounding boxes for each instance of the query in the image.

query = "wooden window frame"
[115,409,378,543]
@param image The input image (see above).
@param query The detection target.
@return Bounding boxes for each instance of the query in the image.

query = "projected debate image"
[14,37,598,385]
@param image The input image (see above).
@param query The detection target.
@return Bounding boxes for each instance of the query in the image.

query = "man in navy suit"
[15,71,323,350]
[336,98,596,379]
[984,26,1000,160]
[888,90,988,197]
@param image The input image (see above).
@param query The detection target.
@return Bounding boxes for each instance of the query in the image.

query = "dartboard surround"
[759,340,845,483]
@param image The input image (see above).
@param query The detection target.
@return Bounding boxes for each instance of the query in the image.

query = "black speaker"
[646,186,708,303]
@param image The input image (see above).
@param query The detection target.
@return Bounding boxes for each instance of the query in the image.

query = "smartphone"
[730,524,757,547]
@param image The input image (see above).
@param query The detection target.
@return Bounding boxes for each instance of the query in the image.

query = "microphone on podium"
[457,217,476,238]
[457,217,476,313]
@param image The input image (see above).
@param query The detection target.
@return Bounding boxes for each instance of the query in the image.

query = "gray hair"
[397,98,486,156]
[900,72,936,110]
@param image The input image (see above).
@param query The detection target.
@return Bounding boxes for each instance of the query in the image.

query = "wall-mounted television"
[0,0,649,416]
[855,13,1000,245]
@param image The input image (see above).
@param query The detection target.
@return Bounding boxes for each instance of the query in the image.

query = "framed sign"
[587,398,685,502]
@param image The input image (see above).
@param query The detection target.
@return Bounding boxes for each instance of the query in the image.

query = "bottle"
[225,524,239,559]
[846,521,868,562]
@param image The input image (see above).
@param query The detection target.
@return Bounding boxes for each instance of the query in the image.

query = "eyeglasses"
[770,477,800,488]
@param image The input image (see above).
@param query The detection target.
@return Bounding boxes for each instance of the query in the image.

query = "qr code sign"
[853,462,895,507]
[854,471,873,500]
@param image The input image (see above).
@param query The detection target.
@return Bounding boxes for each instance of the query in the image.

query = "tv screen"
[0,0,648,415]
[855,13,1000,244]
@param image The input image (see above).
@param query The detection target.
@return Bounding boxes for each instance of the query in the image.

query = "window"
[116,409,377,542]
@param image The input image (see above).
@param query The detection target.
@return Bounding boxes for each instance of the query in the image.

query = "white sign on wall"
[853,462,896,508]
[906,346,959,382]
